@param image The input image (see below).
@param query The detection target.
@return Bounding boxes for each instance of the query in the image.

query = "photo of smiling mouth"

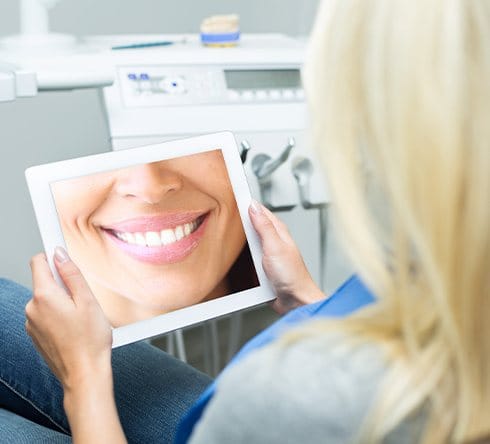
[101,213,209,264]
[111,215,205,247]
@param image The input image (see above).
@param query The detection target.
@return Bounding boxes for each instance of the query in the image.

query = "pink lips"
[101,212,209,265]
[103,211,205,233]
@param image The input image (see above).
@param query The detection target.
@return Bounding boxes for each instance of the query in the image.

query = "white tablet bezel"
[25,131,274,348]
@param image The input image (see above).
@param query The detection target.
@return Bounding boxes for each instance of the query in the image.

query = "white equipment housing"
[95,34,328,210]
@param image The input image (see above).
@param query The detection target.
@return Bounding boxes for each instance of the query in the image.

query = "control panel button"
[268,90,281,100]
[139,80,151,91]
[159,76,187,95]
[255,90,268,100]
[282,89,295,100]
[227,89,240,100]
[241,90,255,101]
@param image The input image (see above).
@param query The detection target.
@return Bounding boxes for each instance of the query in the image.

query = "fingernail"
[250,199,263,215]
[54,246,69,263]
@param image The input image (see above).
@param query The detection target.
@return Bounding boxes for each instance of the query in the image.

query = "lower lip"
[103,215,209,265]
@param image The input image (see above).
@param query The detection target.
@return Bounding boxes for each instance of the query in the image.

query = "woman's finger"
[53,247,95,306]
[261,205,295,245]
[30,253,61,297]
[249,201,284,255]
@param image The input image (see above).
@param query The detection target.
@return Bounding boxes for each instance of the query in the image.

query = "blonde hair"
[301,0,490,442]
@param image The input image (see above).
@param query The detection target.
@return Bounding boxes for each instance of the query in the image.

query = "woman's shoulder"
[190,329,397,444]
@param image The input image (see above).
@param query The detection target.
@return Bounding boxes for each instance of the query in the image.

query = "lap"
[0,408,71,444]
[0,278,212,443]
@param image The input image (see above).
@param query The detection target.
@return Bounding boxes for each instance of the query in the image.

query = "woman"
[1,0,489,442]
[50,149,258,326]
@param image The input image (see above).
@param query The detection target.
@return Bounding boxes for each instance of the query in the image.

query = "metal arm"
[239,140,251,164]
[251,137,295,184]
[250,137,296,211]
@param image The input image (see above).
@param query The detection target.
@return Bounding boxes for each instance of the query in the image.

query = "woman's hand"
[26,247,113,392]
[27,248,127,444]
[249,201,325,314]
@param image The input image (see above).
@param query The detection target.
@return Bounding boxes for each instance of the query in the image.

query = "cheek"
[219,198,246,254]
[54,188,109,233]
[229,211,247,251]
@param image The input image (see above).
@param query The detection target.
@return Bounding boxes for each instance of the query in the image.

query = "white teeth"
[146,231,161,247]
[113,217,202,247]
[160,229,176,245]
[134,232,147,246]
[174,225,184,241]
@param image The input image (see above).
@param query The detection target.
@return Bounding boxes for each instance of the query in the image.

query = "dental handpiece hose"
[318,204,328,293]
[291,156,329,292]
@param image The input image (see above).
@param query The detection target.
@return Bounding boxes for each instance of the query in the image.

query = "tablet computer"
[25,131,274,348]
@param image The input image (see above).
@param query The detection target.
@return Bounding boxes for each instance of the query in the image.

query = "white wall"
[0,0,321,287]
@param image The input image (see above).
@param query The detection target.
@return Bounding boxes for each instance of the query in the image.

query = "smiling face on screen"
[52,150,247,326]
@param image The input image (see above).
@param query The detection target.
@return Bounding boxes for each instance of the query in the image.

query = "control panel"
[118,66,304,108]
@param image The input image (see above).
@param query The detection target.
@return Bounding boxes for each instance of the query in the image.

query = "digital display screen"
[225,69,301,90]
[50,150,259,328]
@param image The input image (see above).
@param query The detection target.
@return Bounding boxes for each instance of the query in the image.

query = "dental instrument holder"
[291,157,329,292]
[239,140,251,164]
[251,137,296,211]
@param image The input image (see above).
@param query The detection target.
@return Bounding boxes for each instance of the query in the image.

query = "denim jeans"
[0,278,212,443]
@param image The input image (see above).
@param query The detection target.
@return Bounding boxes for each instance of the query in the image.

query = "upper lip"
[100,211,208,233]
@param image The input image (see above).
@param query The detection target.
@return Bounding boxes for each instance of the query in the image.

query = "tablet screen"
[49,149,259,328]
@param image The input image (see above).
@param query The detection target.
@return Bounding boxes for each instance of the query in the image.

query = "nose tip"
[114,162,183,204]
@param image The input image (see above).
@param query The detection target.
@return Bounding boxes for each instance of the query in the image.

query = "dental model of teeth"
[200,14,240,47]
[114,219,200,247]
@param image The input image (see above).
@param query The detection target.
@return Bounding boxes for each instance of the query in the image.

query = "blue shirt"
[175,275,375,444]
